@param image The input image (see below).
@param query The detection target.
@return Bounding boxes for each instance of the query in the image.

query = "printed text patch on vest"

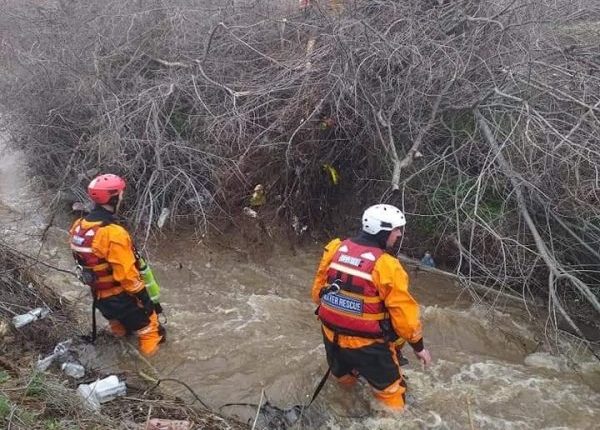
[322,293,363,314]
[338,254,362,267]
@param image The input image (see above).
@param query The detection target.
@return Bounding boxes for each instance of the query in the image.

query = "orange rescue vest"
[317,239,389,339]
[70,220,120,291]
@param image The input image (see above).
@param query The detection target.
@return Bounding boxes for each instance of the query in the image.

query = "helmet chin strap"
[374,230,390,249]
[99,205,115,216]
[108,192,124,215]
[387,229,405,256]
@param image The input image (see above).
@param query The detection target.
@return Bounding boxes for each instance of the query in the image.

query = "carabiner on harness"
[76,264,98,286]
[319,280,341,298]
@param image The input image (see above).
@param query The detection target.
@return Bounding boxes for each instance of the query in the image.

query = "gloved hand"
[134,289,155,316]
[414,348,432,367]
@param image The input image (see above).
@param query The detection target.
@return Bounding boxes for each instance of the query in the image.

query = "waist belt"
[94,285,125,299]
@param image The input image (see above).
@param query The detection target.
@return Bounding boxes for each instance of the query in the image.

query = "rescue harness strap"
[91,295,97,343]
[307,367,331,407]
[320,319,386,339]
[81,294,98,344]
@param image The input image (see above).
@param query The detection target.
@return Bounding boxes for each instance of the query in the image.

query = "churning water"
[1,142,598,429]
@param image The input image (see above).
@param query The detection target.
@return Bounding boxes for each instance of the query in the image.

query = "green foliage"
[0,370,10,384]
[0,395,11,421]
[477,195,505,224]
[428,177,476,222]
[448,112,476,138]
[413,215,439,236]
[17,408,36,426]
[168,110,190,136]
[429,176,507,225]
[25,372,46,397]
[0,395,37,427]
[45,418,63,430]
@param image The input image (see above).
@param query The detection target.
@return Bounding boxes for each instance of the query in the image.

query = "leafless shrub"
[1,0,599,347]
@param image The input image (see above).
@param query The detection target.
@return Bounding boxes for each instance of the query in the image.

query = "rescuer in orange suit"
[69,174,165,356]
[311,204,432,410]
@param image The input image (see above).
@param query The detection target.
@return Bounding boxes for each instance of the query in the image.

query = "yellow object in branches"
[250,184,266,207]
[322,164,340,185]
[319,117,335,130]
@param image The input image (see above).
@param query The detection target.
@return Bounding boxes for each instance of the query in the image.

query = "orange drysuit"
[311,237,424,409]
[70,207,164,356]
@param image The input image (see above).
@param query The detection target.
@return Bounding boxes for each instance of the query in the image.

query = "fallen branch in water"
[251,389,265,430]
[466,396,475,430]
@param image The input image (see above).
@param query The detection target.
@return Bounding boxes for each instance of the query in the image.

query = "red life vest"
[70,220,119,291]
[318,239,388,338]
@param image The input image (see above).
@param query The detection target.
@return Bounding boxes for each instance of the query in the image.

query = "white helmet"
[361,204,406,234]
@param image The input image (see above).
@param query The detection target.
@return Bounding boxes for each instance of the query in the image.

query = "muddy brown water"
[1,141,599,429]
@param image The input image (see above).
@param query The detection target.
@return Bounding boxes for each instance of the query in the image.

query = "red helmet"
[87,174,126,204]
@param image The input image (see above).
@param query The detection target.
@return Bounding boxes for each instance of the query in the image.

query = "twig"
[466,396,475,430]
[394,79,455,190]
[251,389,265,430]
[140,373,211,410]
[0,242,78,278]
[144,404,153,429]
[475,109,600,337]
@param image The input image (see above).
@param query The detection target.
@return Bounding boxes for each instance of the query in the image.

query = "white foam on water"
[524,352,568,372]
[1,136,598,429]
[473,413,529,430]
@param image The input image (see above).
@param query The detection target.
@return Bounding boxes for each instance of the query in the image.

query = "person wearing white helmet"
[311,204,431,410]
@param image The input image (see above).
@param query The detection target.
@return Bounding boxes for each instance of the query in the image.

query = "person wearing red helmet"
[69,174,165,356]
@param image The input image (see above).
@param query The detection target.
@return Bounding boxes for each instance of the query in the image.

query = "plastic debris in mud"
[77,375,126,410]
[420,251,436,268]
[12,307,51,328]
[258,403,303,429]
[0,320,9,338]
[250,184,266,207]
[322,163,340,185]
[144,418,192,430]
[157,207,170,229]
[319,118,335,131]
[35,339,72,371]
[292,215,308,235]
[61,362,85,379]
[243,206,258,218]
[221,400,308,430]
